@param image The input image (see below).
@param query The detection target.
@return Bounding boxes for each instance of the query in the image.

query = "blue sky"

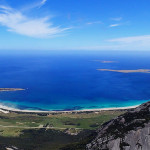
[0,0,150,51]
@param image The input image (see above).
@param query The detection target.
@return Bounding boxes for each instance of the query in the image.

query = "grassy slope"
[0,110,125,149]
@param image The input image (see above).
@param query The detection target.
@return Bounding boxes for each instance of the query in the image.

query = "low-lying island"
[0,88,25,91]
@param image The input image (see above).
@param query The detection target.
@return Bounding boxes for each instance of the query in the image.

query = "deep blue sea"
[0,50,150,111]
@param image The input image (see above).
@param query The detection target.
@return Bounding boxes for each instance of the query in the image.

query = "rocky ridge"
[86,101,150,150]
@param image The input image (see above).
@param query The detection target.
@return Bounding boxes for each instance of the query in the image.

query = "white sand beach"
[0,103,139,114]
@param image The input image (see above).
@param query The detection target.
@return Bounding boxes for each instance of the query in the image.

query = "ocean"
[0,50,149,111]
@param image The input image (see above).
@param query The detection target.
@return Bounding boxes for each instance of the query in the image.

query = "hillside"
[87,101,150,150]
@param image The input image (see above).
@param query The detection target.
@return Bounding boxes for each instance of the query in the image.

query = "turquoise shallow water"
[0,98,148,111]
[0,50,150,111]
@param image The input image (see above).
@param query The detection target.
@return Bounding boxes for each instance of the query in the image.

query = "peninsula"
[97,69,150,73]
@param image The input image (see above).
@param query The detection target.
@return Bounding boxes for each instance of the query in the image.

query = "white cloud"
[109,24,120,27]
[41,0,47,5]
[108,35,150,43]
[74,35,150,51]
[86,21,102,25]
[20,0,48,11]
[0,5,69,38]
[39,0,47,8]
[103,35,150,50]
[111,17,122,21]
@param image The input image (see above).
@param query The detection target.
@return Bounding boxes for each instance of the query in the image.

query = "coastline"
[0,103,139,114]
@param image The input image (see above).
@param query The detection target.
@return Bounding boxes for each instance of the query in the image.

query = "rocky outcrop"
[86,101,150,150]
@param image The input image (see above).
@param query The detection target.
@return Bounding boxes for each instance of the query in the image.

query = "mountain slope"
[86,101,150,150]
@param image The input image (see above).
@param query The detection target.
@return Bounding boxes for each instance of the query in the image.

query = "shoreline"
[0,103,139,114]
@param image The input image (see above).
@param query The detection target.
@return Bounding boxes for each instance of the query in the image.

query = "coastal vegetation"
[0,110,125,149]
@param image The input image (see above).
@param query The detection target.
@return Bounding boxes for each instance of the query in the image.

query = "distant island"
[100,60,117,63]
[0,88,25,91]
[97,69,150,73]
[93,60,117,63]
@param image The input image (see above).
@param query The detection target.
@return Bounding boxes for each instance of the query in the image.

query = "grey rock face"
[86,101,150,150]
